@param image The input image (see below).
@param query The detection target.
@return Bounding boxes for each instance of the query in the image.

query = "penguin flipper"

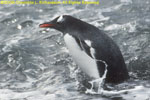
[74,37,94,59]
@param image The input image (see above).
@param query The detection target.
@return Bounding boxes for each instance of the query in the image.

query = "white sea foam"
[104,21,137,32]
[120,0,132,4]
[0,1,150,100]
[2,36,24,52]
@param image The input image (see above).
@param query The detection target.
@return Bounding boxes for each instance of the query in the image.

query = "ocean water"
[0,0,150,100]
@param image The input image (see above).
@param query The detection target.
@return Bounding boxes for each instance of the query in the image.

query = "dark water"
[0,0,150,100]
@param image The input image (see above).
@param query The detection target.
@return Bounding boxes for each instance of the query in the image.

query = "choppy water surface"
[0,0,150,100]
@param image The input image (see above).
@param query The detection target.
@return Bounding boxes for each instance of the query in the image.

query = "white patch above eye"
[57,15,64,22]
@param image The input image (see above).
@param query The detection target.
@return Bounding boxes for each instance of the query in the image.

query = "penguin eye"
[56,21,61,24]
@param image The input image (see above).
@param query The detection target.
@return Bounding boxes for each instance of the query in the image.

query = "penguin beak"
[39,22,55,28]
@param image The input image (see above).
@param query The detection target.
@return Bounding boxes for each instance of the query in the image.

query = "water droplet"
[17,25,22,30]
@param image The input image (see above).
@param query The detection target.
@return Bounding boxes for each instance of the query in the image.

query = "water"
[0,0,150,100]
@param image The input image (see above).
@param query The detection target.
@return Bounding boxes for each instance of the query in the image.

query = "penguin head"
[40,15,79,33]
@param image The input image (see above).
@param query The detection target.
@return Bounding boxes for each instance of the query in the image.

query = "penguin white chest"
[64,34,100,79]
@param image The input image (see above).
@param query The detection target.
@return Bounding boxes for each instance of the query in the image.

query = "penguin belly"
[64,34,100,79]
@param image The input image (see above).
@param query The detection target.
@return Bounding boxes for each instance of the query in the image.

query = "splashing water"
[85,60,108,94]
[0,0,150,99]
[85,60,145,97]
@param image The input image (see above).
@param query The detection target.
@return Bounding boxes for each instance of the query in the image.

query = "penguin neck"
[61,29,74,36]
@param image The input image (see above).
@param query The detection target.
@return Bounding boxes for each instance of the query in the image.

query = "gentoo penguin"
[39,15,129,83]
